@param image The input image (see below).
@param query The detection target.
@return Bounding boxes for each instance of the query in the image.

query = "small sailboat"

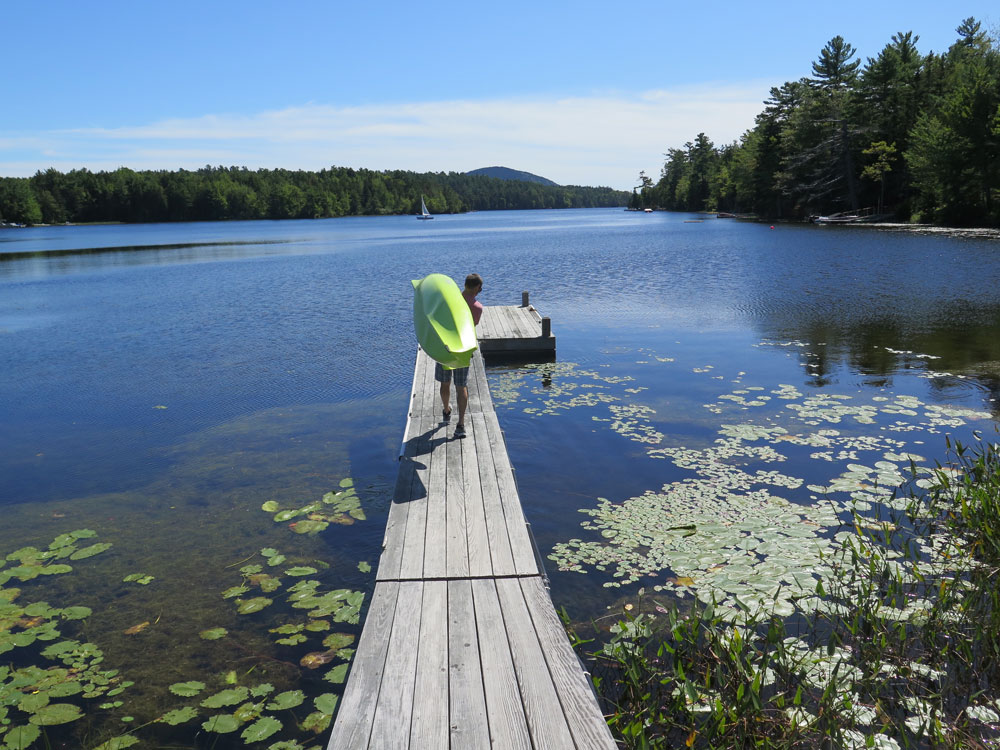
[417,195,434,220]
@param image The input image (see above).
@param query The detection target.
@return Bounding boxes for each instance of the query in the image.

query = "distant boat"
[643,208,653,213]
[812,207,878,224]
[813,215,861,224]
[417,195,434,220]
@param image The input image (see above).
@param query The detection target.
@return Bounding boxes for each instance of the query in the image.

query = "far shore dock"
[326,297,616,749]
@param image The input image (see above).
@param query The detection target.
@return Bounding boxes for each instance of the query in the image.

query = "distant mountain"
[466,166,559,187]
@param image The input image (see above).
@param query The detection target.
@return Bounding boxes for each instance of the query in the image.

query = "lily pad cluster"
[0,522,368,750]
[217,547,363,684]
[0,529,108,587]
[156,679,335,747]
[0,530,125,748]
[261,478,365,535]
[492,362,631,413]
[80,544,365,750]
[494,348,992,622]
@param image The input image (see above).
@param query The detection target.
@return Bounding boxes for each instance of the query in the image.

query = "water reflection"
[0,240,302,279]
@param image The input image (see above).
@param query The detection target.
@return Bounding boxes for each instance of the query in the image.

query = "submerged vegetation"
[633,17,1000,225]
[0,165,629,226]
[0,483,368,750]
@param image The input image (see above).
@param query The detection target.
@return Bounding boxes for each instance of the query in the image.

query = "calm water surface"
[2,209,1000,747]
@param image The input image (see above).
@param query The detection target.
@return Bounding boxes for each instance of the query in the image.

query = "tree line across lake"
[632,17,1000,226]
[0,166,629,225]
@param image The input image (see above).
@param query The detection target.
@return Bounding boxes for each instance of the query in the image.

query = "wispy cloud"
[1,85,771,189]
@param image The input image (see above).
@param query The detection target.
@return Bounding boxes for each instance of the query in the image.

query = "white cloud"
[1,84,771,189]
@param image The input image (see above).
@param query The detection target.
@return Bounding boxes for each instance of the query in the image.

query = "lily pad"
[315,692,339,715]
[90,736,140,750]
[159,706,199,725]
[301,710,331,733]
[2,725,41,750]
[168,680,206,697]
[249,682,275,697]
[325,663,350,684]
[322,632,355,650]
[122,573,153,585]
[201,686,250,708]
[18,691,50,713]
[251,574,282,592]
[48,680,84,698]
[241,716,282,743]
[69,543,112,560]
[266,689,305,710]
[270,623,304,635]
[233,701,261,723]
[200,627,228,640]
[237,597,272,615]
[38,564,73,576]
[288,520,328,535]
[60,606,92,620]
[261,501,280,512]
[222,585,250,599]
[28,702,83,725]
[202,714,240,734]
[284,566,317,577]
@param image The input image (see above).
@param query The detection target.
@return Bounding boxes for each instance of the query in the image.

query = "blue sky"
[1,1,996,190]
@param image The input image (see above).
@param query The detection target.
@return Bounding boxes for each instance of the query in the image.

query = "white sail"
[418,195,434,220]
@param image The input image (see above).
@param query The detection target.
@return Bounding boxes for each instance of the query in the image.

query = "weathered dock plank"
[447,579,490,747]
[520,576,615,748]
[410,580,449,748]
[472,577,534,749]
[368,581,422,748]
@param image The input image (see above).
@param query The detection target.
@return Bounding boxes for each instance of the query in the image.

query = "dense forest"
[0,166,628,225]
[632,17,1000,225]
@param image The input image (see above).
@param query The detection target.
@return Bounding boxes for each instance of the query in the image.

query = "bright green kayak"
[412,273,477,369]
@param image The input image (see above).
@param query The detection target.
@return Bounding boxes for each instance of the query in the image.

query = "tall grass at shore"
[576,434,1000,749]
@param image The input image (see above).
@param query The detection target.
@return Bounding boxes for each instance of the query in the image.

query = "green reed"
[576,434,1000,749]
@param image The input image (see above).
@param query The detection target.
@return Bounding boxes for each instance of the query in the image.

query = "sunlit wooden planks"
[378,349,536,582]
[327,576,615,749]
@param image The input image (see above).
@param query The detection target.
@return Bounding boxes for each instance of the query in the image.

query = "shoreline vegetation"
[575,433,1000,749]
[631,17,1000,228]
[0,166,628,227]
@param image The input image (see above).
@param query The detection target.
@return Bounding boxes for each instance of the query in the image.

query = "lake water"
[2,209,1000,748]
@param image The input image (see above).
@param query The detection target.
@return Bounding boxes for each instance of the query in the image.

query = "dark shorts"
[435,362,469,387]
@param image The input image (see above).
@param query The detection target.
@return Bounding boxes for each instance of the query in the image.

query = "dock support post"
[541,317,551,338]
[521,291,530,307]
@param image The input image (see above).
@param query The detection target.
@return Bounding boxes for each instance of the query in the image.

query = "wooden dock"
[477,293,555,356]
[327,305,613,750]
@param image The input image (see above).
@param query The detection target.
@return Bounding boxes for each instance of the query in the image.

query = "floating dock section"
[477,292,555,357]
[327,300,614,749]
